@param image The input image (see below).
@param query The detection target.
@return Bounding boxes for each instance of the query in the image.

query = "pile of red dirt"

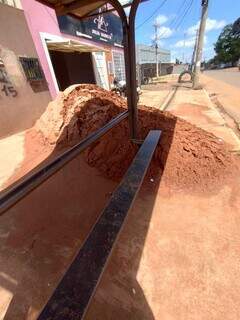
[36,84,238,192]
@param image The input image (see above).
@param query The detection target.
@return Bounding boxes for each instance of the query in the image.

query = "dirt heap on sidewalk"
[36,84,237,192]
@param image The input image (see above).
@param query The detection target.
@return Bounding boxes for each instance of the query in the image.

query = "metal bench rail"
[38,130,161,320]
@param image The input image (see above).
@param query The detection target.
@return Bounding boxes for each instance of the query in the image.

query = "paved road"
[202,70,240,130]
[204,69,240,88]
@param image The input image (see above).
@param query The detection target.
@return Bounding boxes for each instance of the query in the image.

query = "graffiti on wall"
[0,60,18,98]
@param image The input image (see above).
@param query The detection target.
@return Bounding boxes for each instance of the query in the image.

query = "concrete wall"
[0,3,51,138]
[136,44,171,65]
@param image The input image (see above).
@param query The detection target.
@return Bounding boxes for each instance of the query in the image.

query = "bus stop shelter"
[0,1,161,319]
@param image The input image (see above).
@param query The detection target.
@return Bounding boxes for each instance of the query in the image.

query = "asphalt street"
[204,69,240,88]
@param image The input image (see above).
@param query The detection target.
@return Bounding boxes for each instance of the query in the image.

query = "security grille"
[112,52,125,81]
[19,57,44,81]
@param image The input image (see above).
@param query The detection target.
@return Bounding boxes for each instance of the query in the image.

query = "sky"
[129,0,240,62]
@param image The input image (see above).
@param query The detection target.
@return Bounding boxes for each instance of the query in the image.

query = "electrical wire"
[136,0,168,30]
[174,0,195,31]
[154,0,195,41]
[156,0,189,40]
[165,0,189,30]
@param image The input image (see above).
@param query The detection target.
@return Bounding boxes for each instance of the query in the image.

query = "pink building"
[0,0,125,137]
[0,1,51,137]
[21,0,125,98]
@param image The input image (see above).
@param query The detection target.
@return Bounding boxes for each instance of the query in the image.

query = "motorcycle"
[111,77,141,103]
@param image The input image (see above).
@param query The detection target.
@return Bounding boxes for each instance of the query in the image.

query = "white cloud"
[175,35,207,48]
[187,18,226,36]
[158,40,165,47]
[175,37,195,48]
[205,18,226,32]
[158,26,174,38]
[152,26,174,41]
[154,14,168,26]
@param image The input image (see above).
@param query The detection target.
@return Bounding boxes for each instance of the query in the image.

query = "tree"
[214,19,240,65]
[233,17,240,37]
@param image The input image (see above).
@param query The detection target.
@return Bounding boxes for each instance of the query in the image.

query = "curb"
[202,88,217,110]
[160,86,178,111]
[203,88,240,152]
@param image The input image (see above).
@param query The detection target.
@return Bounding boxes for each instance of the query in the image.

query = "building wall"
[136,44,171,65]
[20,0,119,98]
[0,3,51,138]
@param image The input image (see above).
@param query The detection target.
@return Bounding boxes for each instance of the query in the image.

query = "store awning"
[36,0,146,18]
[37,0,107,17]
[46,39,108,53]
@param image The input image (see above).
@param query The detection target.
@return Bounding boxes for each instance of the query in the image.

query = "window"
[112,52,125,81]
[19,57,44,81]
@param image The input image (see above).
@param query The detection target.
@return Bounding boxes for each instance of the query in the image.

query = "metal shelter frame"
[0,0,142,215]
[0,2,163,319]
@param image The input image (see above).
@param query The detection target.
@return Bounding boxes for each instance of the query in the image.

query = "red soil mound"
[36,84,237,192]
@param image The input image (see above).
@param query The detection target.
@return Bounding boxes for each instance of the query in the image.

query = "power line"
[156,0,189,40]
[165,0,189,30]
[136,0,168,30]
[174,0,195,31]
[155,0,195,42]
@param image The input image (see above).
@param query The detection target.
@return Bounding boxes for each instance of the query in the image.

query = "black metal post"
[109,0,140,140]
[128,0,141,139]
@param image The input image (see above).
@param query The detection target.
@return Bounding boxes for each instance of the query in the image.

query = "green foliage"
[214,19,240,65]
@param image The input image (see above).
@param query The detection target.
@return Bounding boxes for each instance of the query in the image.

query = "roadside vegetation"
[206,17,240,68]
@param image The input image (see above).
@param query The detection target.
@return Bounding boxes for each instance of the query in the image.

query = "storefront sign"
[58,10,123,46]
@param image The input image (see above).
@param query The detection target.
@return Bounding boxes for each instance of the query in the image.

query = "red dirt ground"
[1,84,240,320]
[35,84,238,194]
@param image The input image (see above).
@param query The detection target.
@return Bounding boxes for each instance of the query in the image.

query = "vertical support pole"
[108,0,140,140]
[183,32,186,63]
[155,24,159,78]
[193,0,209,89]
[127,0,141,140]
[191,28,199,72]
[122,20,138,139]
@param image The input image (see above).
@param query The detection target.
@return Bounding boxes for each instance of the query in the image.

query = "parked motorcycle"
[111,77,141,103]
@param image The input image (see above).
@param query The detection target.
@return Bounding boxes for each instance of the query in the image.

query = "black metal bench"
[37,130,161,320]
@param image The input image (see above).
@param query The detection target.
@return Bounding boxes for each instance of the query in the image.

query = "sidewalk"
[165,84,240,153]
[139,75,179,109]
[129,79,240,152]
[139,82,174,109]
[0,132,25,190]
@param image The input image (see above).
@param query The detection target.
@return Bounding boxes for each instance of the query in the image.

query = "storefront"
[21,0,126,98]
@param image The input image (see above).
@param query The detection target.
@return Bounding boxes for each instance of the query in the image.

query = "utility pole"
[191,29,199,71]
[183,32,186,63]
[193,0,209,89]
[154,23,159,78]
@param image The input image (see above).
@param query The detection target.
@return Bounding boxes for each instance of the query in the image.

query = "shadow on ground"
[0,97,176,319]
